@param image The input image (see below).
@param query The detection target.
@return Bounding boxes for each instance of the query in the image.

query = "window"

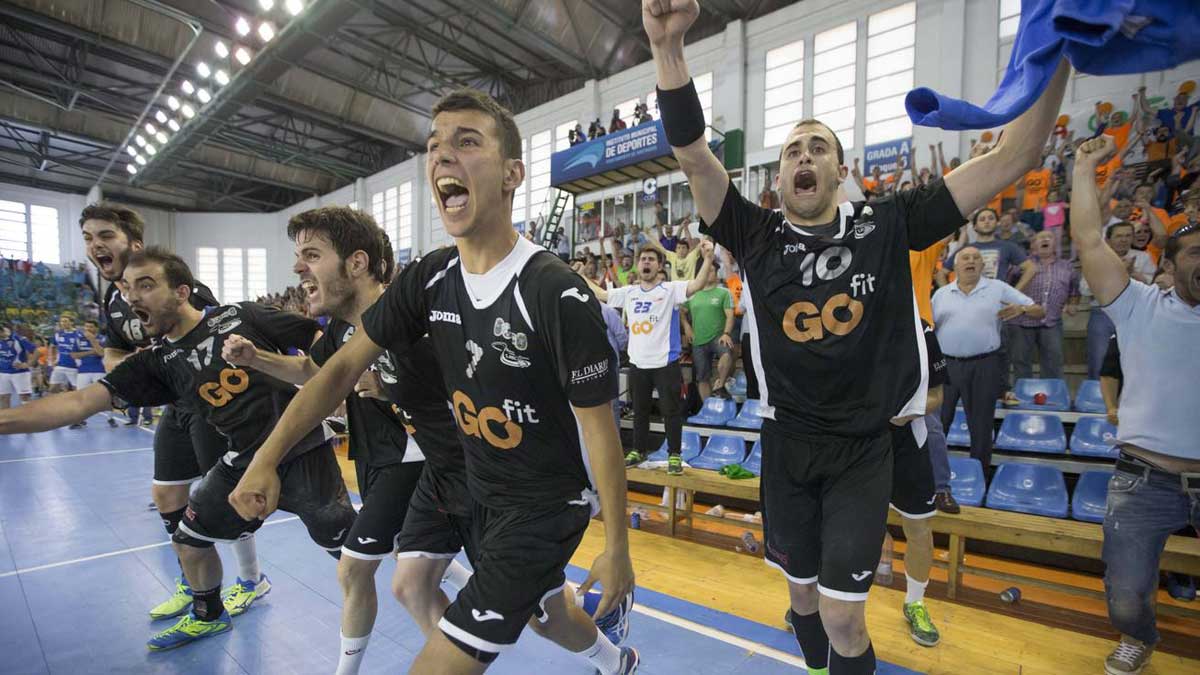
[998,0,1020,82]
[813,22,857,151]
[371,186,398,251]
[513,137,528,226]
[865,3,915,146]
[397,181,413,251]
[645,90,658,120]
[554,120,576,152]
[695,72,714,140]
[222,248,244,303]
[246,248,267,300]
[348,201,358,211]
[196,247,220,299]
[615,98,640,129]
[529,129,553,221]
[0,200,60,264]
[764,39,805,148]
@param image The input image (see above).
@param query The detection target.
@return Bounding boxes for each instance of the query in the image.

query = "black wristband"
[656,79,706,148]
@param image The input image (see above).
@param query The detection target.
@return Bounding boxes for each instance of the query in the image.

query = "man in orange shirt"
[1169,191,1199,235]
[1017,166,1052,231]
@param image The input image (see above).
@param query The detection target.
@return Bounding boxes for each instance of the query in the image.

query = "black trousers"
[629,361,683,456]
[740,332,760,401]
[940,352,1003,469]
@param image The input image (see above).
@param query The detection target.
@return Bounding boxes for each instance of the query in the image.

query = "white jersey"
[608,281,689,369]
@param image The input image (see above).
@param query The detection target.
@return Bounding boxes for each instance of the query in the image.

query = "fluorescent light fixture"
[257,22,275,42]
[214,69,230,86]
[135,154,147,166]
[167,119,180,132]
[181,104,196,119]
[144,122,157,135]
[167,95,180,111]
[127,163,138,175]
[215,41,229,58]
[126,146,138,157]
[145,144,157,156]
[197,88,212,104]
[285,0,304,16]
[235,17,251,36]
[155,131,168,144]
[259,0,274,10]
[197,62,211,79]
[234,47,252,65]
[154,110,168,124]
[181,80,195,95]
[134,134,146,147]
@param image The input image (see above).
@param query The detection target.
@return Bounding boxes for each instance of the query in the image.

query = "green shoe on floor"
[666,455,684,475]
[149,579,193,620]
[903,600,941,647]
[147,611,231,651]
[624,451,646,467]
[221,574,271,617]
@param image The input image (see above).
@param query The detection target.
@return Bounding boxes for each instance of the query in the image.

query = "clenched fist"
[221,334,258,367]
[1074,135,1116,170]
[643,0,700,47]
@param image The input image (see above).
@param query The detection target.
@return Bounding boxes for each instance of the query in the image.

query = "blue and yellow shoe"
[146,611,231,651]
[582,588,634,646]
[221,574,271,617]
[149,579,193,620]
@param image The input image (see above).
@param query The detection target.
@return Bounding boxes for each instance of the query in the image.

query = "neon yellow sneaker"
[903,600,941,647]
[221,574,271,617]
[149,579,193,620]
[146,611,231,650]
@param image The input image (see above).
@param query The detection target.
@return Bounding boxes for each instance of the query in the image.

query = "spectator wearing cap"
[933,246,1044,469]
[1081,221,1156,379]
[1011,231,1079,381]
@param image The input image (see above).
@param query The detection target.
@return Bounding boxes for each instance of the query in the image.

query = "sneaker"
[585,589,634,646]
[624,451,646,467]
[1002,391,1020,407]
[903,600,941,647]
[107,417,118,428]
[666,455,683,475]
[142,418,154,427]
[604,646,639,674]
[876,561,894,586]
[149,579,193,620]
[1166,573,1196,601]
[221,574,271,616]
[1104,636,1153,674]
[146,611,231,651]
[125,419,139,426]
[713,386,732,400]
[933,490,961,514]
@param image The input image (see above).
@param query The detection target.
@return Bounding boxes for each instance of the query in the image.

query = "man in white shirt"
[583,243,713,475]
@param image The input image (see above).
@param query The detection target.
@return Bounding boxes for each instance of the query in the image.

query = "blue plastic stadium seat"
[1069,417,1120,458]
[947,456,986,507]
[728,399,765,429]
[994,412,1067,454]
[946,408,994,447]
[1072,470,1113,523]
[687,397,738,426]
[1012,378,1071,411]
[1073,380,1107,414]
[985,462,1069,518]
[729,371,748,398]
[646,431,702,463]
[689,434,747,471]
[743,439,762,476]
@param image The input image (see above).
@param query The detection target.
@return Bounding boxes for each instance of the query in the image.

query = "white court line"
[0,516,300,579]
[0,446,153,464]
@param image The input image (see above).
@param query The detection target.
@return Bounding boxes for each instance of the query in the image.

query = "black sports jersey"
[100,303,327,467]
[701,179,963,436]
[361,238,618,510]
[103,280,219,353]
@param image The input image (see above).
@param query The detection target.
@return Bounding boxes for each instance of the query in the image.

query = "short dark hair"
[1106,221,1134,240]
[79,201,145,243]
[84,319,99,329]
[431,89,522,160]
[127,246,196,292]
[287,206,393,283]
[636,245,664,266]
[972,208,998,224]
[1164,223,1200,263]
[791,119,845,164]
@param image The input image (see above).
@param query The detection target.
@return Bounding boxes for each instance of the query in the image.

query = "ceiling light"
[214,69,230,86]
[259,0,274,10]
[167,119,180,132]
[181,80,195,95]
[126,163,138,175]
[145,144,157,156]
[257,22,275,42]
[181,104,195,119]
[215,41,229,59]
[235,16,251,36]
[125,146,137,157]
[234,47,252,65]
[197,88,212,103]
[154,110,168,124]
[134,154,147,166]
[166,95,180,111]
[134,134,146,147]
[144,122,157,135]
[155,131,168,144]
[285,0,303,16]
[196,62,211,79]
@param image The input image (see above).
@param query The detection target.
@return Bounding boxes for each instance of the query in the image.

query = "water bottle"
[740,531,760,554]
[630,512,641,530]
[1000,587,1022,603]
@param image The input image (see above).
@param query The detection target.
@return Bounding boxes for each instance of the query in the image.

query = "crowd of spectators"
[568,100,657,146]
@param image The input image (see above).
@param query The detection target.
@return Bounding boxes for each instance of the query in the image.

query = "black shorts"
[175,443,355,551]
[438,500,591,656]
[341,460,425,560]
[395,468,474,563]
[889,422,937,520]
[760,421,892,601]
[153,405,227,485]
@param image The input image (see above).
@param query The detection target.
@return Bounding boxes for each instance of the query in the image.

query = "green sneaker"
[147,611,231,651]
[149,579,193,620]
[903,600,941,647]
[667,455,684,475]
[221,574,271,617]
[624,451,646,467]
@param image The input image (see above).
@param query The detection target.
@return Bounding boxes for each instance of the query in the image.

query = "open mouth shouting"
[793,170,817,197]
[131,306,151,325]
[92,251,117,278]
[436,176,470,216]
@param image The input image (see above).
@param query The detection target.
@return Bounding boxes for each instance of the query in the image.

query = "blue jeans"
[1086,309,1116,380]
[1102,464,1200,645]
[925,413,951,491]
[1012,323,1065,380]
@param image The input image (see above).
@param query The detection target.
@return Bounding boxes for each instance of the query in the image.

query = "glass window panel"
[866,23,915,58]
[865,93,907,123]
[246,248,267,300]
[764,124,793,149]
[531,144,552,163]
[197,247,220,300]
[645,90,658,117]
[1000,0,1021,19]
[764,100,805,129]
[813,43,856,74]
[222,248,244,304]
[813,86,856,115]
[865,71,914,101]
[765,83,804,107]
[765,66,804,90]
[694,72,713,93]
[999,15,1020,39]
[815,22,856,52]
[531,130,551,148]
[869,2,915,35]
[865,116,913,146]
[766,40,804,70]
[555,120,576,151]
[867,47,914,79]
[30,205,58,264]
[813,64,856,94]
[615,98,639,128]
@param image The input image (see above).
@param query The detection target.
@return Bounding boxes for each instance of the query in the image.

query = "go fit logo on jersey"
[780,246,874,343]
[451,390,539,450]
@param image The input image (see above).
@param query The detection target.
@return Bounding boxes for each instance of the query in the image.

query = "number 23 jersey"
[100,303,328,467]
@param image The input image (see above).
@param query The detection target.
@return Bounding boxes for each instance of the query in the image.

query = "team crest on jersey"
[492,318,530,368]
[853,206,876,239]
[205,307,243,334]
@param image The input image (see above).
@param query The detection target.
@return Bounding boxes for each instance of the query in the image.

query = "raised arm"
[945,59,1071,213]
[222,333,320,386]
[685,242,715,296]
[936,141,949,175]
[851,158,867,192]
[643,0,728,225]
[0,384,112,433]
[1071,136,1130,306]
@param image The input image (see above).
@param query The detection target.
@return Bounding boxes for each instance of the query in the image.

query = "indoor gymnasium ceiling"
[0,0,791,212]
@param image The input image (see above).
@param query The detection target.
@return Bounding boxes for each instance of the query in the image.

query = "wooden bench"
[627,465,1200,615]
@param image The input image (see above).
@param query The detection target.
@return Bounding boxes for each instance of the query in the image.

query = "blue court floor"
[0,413,923,674]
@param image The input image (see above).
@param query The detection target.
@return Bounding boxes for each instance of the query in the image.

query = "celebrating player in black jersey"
[643,2,1069,673]
[230,90,638,674]
[0,248,356,651]
[78,203,268,625]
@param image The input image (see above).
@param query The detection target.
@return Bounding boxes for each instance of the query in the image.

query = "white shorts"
[75,372,106,388]
[49,367,78,387]
[0,372,33,396]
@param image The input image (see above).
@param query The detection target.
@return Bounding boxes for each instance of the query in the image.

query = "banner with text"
[863,137,913,176]
[551,120,672,186]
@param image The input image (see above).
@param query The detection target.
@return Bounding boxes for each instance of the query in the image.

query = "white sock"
[579,629,621,675]
[441,559,473,592]
[905,574,928,604]
[335,632,370,675]
[231,535,260,582]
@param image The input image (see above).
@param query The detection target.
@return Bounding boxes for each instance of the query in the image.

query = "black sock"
[787,609,830,669]
[829,641,875,675]
[159,507,186,536]
[191,586,222,621]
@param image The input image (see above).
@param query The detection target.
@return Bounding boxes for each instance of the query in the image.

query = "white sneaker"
[1105,636,1153,674]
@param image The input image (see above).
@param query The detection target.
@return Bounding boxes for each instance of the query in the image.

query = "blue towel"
[906,0,1200,130]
